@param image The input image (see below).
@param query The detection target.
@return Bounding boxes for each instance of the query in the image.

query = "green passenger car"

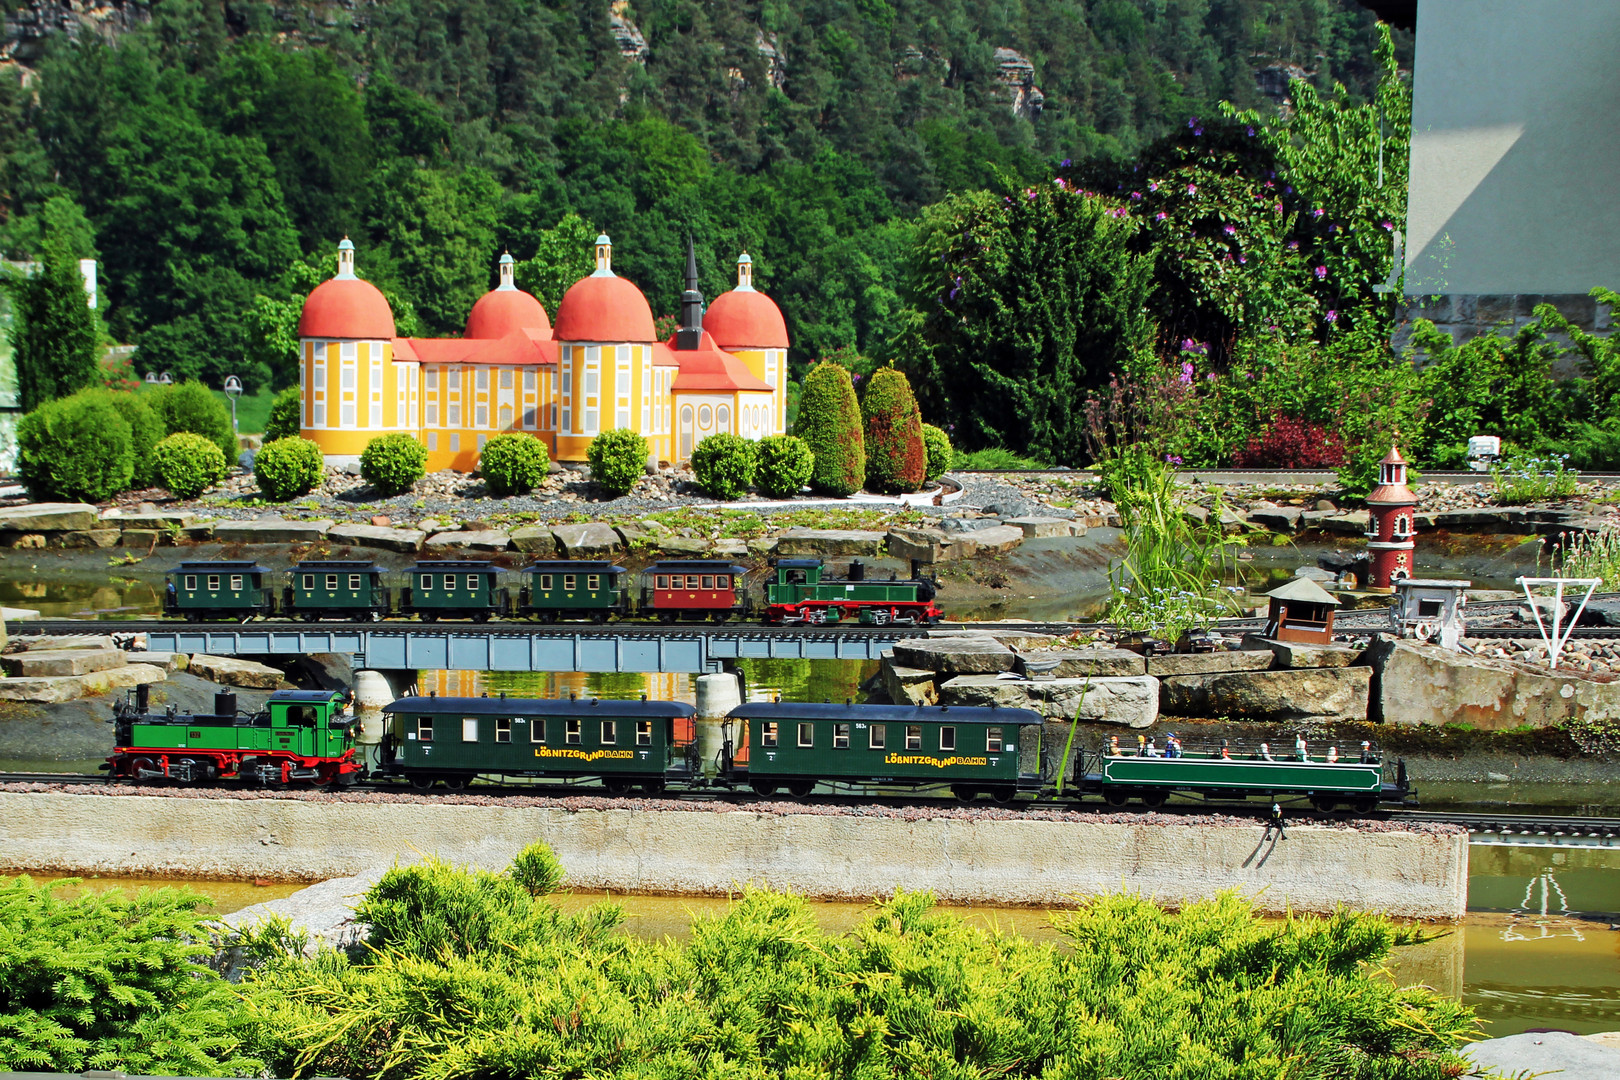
[725,702,1042,801]
[380,695,697,793]
[284,560,390,621]
[402,560,508,621]
[517,561,629,622]
[163,560,275,621]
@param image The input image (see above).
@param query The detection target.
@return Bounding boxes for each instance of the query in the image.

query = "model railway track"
[23,619,1100,638]
[1394,810,1620,838]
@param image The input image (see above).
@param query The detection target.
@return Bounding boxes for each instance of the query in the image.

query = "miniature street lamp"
[223,374,243,434]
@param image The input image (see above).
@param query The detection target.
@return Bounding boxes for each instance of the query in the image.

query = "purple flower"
[1287,240,1299,251]
[1165,454,1184,464]
[1313,265,1327,279]
[1130,191,1142,200]
[1187,117,1198,128]
[1242,371,1254,379]
[1180,340,1196,352]
[1311,208,1324,219]
[1274,202,1283,213]
[1246,125,1256,137]
[1223,224,1236,235]
[1187,183,1197,195]
[1061,157,1072,168]
[1206,372,1216,381]
[1148,181,1159,192]
[1325,310,1338,323]
[852,374,862,382]
[1179,360,1195,385]
[1381,220,1395,231]
[1238,255,1247,263]
[1327,224,1337,234]
[1193,126,1203,136]
[1154,211,1168,221]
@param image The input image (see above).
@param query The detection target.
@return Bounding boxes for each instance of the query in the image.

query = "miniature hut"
[1389,578,1470,650]
[1263,578,1340,644]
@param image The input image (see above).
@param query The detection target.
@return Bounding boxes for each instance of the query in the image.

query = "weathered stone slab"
[1319,511,1371,536]
[941,673,1159,727]
[0,647,126,677]
[711,540,748,558]
[885,528,955,564]
[879,656,938,706]
[117,511,199,528]
[1016,648,1145,677]
[182,522,216,542]
[189,654,289,690]
[551,522,623,558]
[1160,667,1371,721]
[951,525,1025,557]
[426,529,510,552]
[1146,651,1274,677]
[509,525,559,556]
[774,528,886,557]
[120,528,163,548]
[327,523,426,553]
[214,520,334,544]
[129,650,188,672]
[1244,637,1362,669]
[1246,507,1303,533]
[0,664,165,703]
[1366,636,1620,729]
[930,629,1058,649]
[0,503,98,532]
[1002,516,1074,538]
[658,536,712,556]
[890,636,1015,674]
[1431,508,1528,530]
[746,537,778,557]
[59,529,121,549]
[11,634,119,652]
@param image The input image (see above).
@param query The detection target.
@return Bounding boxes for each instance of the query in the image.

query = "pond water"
[5,872,308,914]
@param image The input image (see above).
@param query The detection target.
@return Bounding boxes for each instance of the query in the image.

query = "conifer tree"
[860,365,927,494]
[6,238,98,412]
[795,360,865,496]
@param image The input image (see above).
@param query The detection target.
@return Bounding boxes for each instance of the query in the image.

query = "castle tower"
[703,252,789,437]
[1365,444,1418,589]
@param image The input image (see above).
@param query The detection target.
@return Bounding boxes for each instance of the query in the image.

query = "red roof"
[397,331,558,367]
[553,273,656,342]
[465,287,550,339]
[299,277,395,339]
[668,332,773,392]
[704,287,788,349]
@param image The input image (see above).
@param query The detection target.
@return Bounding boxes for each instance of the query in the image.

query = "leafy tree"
[860,365,927,493]
[513,212,597,314]
[363,161,501,333]
[795,360,865,496]
[3,236,99,412]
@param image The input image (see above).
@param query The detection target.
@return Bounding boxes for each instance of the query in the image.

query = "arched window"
[717,405,730,433]
[699,404,712,428]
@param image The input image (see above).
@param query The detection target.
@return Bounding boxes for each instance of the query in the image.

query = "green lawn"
[133,382,275,435]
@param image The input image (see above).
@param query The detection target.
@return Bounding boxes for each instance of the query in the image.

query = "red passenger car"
[642,560,751,622]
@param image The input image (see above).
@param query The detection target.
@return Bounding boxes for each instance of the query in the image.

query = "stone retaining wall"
[0,792,1469,919]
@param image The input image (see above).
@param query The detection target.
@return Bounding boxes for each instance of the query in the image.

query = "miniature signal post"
[1365,444,1418,590]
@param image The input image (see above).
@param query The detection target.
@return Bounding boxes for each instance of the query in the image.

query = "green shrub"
[151,432,227,499]
[1491,450,1577,505]
[361,433,428,496]
[148,380,236,465]
[264,385,302,442]
[253,436,325,500]
[17,390,134,501]
[587,427,648,497]
[756,434,815,498]
[950,446,1050,470]
[0,875,256,1074]
[478,433,550,497]
[860,366,927,494]
[690,433,758,500]
[795,360,865,495]
[921,423,953,481]
[121,392,164,489]
[508,841,566,896]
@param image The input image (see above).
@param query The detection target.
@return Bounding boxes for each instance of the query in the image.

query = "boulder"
[214,519,334,545]
[774,528,886,557]
[1160,667,1371,721]
[0,647,127,677]
[885,527,955,564]
[711,539,748,558]
[1246,507,1302,533]
[189,654,290,690]
[930,629,1057,650]
[1431,508,1526,530]
[659,536,712,556]
[940,673,1159,727]
[509,525,559,556]
[951,524,1025,557]
[1243,637,1362,669]
[426,529,511,552]
[879,657,939,706]
[0,664,164,703]
[116,511,198,528]
[0,503,98,532]
[1002,516,1075,538]
[129,650,187,672]
[58,529,121,549]
[182,522,217,542]
[1146,651,1273,677]
[327,523,426,553]
[746,537,779,557]
[1016,648,1145,677]
[1,533,44,549]
[120,528,163,548]
[890,636,1016,674]
[1366,635,1620,729]
[1319,511,1371,536]
[12,634,119,652]
[551,522,623,558]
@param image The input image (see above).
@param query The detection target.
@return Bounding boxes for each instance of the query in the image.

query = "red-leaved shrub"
[1233,417,1347,468]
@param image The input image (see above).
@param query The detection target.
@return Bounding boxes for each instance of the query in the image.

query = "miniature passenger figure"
[1166,734,1181,758]
[1109,735,1120,757]
[1360,740,1375,763]
[1137,734,1147,756]
[1327,746,1339,763]
[1259,742,1273,761]
[1145,738,1159,758]
[1295,735,1308,762]
[1220,739,1231,760]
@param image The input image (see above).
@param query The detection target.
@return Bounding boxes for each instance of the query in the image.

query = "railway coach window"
[702,575,714,589]
[833,723,850,748]
[636,720,652,745]
[564,575,578,590]
[466,575,479,591]
[302,574,314,590]
[939,726,956,751]
[230,575,243,591]
[207,575,220,590]
[798,723,814,747]
[716,575,729,589]
[655,575,669,589]
[443,575,455,591]
[420,574,432,590]
[762,722,778,746]
[496,718,511,743]
[184,575,197,590]
[530,719,546,743]
[588,575,600,590]
[986,727,1003,752]
[349,574,361,590]
[601,720,617,744]
[687,575,702,589]
[566,719,581,744]
[418,718,433,742]
[906,725,922,750]
[869,724,886,749]
[326,574,338,591]
[540,574,554,590]
[462,718,478,742]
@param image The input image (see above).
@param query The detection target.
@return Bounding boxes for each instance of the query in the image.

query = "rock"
[0,503,98,532]
[120,528,162,548]
[0,664,165,703]
[0,647,127,677]
[880,657,939,706]
[885,527,955,564]
[425,529,511,552]
[746,537,778,557]
[1365,636,1620,729]
[214,519,334,544]
[129,650,187,672]
[928,629,1055,649]
[774,528,886,557]
[940,674,1159,727]
[1486,771,1511,783]
[509,525,559,556]
[1580,598,1620,626]
[659,536,712,556]
[2,607,40,621]
[551,522,623,558]
[11,634,118,651]
[3,533,46,549]
[327,523,426,553]
[1146,651,1273,676]
[370,515,391,527]
[1246,506,1303,533]
[58,528,122,549]
[1298,510,1336,530]
[1314,499,1337,512]
[1464,1032,1620,1080]
[1293,566,1336,581]
[1160,667,1372,721]
[1319,511,1371,536]
[712,540,748,558]
[189,654,290,690]
[951,524,1025,557]
[1002,516,1074,538]
[117,511,198,528]
[1182,505,1209,525]
[1432,508,1526,530]
[1016,648,1145,677]
[221,868,386,958]
[1244,637,1362,669]
[182,522,216,542]
[890,636,1016,674]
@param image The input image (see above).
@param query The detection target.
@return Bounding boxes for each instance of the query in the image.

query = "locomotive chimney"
[214,691,237,718]
[136,683,150,713]
[848,559,865,581]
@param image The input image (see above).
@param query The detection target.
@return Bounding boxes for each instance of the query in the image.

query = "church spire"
[676,235,705,350]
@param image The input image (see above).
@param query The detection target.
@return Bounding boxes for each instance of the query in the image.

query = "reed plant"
[1491,450,1578,504]
[1553,522,1619,584]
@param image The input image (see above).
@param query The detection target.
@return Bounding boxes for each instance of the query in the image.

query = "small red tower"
[1365,444,1418,590]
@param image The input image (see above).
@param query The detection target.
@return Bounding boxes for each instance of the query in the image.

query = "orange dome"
[465,287,550,338]
[705,288,788,349]
[298,276,396,339]
[553,274,656,342]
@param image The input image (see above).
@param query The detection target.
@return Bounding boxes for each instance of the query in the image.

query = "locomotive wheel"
[302,612,319,623]
[421,613,439,623]
[369,610,383,622]
[185,612,202,624]
[1103,788,1132,808]
[804,609,827,626]
[750,780,778,798]
[1310,797,1339,813]
[1140,789,1168,809]
[604,777,634,796]
[952,784,978,804]
[712,611,731,623]
[591,612,609,624]
[538,611,558,624]
[869,609,891,626]
[786,779,815,799]
[408,774,436,792]
[989,786,1017,805]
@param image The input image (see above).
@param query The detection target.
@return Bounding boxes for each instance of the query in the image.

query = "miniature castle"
[294,236,788,471]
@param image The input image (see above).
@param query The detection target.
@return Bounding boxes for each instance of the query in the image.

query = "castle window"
[500,370,512,389]
[475,403,488,427]
[523,369,534,391]
[524,406,536,428]
[476,369,488,391]
[450,433,460,451]
[699,405,712,427]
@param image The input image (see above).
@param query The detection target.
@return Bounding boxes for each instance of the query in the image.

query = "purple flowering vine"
[1154,212,1168,221]
[1325,310,1338,323]
[1311,208,1324,219]
[1313,265,1327,279]
[1223,224,1236,235]
[1165,454,1184,465]
[1187,183,1197,195]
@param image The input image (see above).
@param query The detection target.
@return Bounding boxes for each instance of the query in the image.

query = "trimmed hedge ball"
[152,432,228,499]
[587,428,649,497]
[254,436,325,501]
[755,434,815,498]
[480,433,551,497]
[922,423,953,482]
[690,433,759,500]
[361,433,429,496]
